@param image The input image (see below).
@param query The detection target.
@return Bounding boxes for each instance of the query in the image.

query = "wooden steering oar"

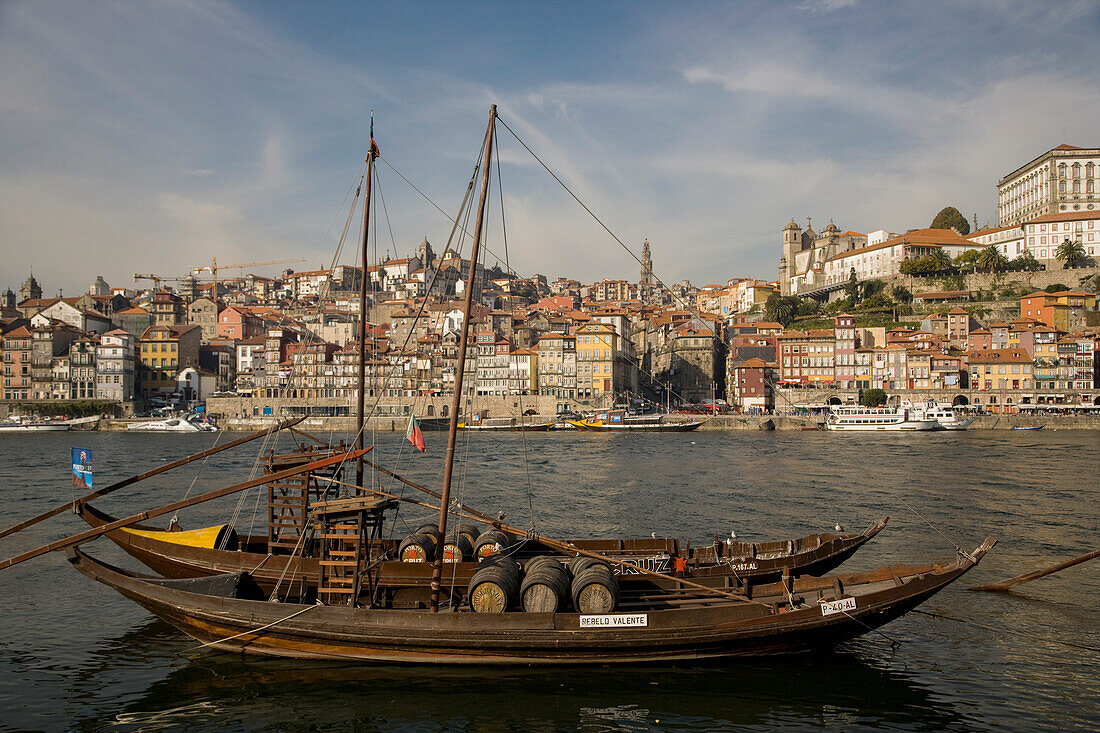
[970,548,1100,592]
[0,416,307,541]
[334,478,769,608]
[0,448,370,572]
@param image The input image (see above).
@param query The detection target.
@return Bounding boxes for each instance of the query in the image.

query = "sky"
[2,0,1099,298]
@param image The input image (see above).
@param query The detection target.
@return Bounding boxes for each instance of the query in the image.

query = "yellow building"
[968,349,1034,392]
[138,324,201,400]
[575,322,617,397]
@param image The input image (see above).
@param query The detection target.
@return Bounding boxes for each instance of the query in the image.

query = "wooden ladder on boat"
[264,446,345,554]
[311,496,396,606]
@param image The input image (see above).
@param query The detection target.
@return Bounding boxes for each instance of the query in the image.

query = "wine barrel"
[468,556,520,612]
[571,565,619,614]
[415,523,443,542]
[473,529,510,559]
[523,554,564,574]
[520,560,570,612]
[441,530,473,563]
[568,555,611,577]
[456,524,481,546]
[398,532,437,562]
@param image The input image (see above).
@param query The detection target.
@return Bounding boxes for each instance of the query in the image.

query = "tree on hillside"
[1043,283,1069,293]
[860,388,887,407]
[1055,238,1088,269]
[797,297,822,317]
[1010,251,1043,272]
[977,245,1009,272]
[931,206,971,235]
[954,249,982,272]
[928,248,954,272]
[845,268,860,303]
[765,293,797,326]
[892,285,912,303]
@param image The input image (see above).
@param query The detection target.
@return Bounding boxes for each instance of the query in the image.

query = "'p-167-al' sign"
[820,597,857,616]
[579,614,648,628]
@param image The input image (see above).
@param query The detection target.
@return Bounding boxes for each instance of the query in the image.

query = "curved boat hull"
[67,539,994,664]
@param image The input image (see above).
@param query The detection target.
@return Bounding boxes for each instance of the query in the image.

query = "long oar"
[970,548,1100,592]
[0,448,370,572]
[335,478,769,607]
[0,416,307,541]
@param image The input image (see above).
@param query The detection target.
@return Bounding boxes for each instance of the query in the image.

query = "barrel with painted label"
[398,532,437,562]
[473,529,510,559]
[468,555,521,612]
[520,557,570,612]
[571,564,619,614]
[441,529,473,563]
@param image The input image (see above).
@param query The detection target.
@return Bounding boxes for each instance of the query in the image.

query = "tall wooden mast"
[429,104,496,612]
[355,118,378,487]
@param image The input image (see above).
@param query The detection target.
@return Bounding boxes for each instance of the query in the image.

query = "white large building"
[780,224,984,296]
[997,144,1100,227]
[968,210,1100,262]
[95,329,135,402]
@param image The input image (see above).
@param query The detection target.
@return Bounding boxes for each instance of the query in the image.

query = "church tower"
[780,219,801,296]
[640,238,653,286]
[20,273,42,303]
[417,237,436,270]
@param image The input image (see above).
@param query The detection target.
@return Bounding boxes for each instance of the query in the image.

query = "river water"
[0,429,1097,732]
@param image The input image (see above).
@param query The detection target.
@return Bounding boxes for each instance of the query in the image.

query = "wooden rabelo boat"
[51,105,995,664]
[76,500,889,597]
[67,537,994,663]
[568,410,707,432]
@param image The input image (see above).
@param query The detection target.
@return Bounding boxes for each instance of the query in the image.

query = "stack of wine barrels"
[569,556,620,614]
[467,553,622,614]
[468,554,521,613]
[398,523,441,562]
[520,556,570,612]
[472,529,511,559]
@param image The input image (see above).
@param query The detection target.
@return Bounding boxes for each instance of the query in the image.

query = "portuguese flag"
[405,414,426,453]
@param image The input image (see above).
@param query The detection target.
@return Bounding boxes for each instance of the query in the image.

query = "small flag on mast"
[71,447,93,490]
[405,414,426,452]
[369,110,379,158]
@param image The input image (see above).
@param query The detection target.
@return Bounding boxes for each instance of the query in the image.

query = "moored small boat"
[569,410,706,432]
[76,502,889,594]
[127,414,217,432]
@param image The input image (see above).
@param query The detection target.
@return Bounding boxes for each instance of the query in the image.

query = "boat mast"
[355,119,377,487]
[429,104,496,612]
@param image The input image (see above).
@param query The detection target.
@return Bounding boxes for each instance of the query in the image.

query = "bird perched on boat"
[725,530,737,546]
[651,532,657,539]
[835,523,843,532]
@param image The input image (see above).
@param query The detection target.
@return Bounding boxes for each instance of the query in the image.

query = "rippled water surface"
[0,429,1097,731]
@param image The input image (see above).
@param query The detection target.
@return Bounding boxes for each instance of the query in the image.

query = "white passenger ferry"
[825,405,938,431]
[903,400,974,431]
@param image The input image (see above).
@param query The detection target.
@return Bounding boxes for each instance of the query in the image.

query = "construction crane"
[133,273,203,300]
[133,273,195,287]
[191,257,306,299]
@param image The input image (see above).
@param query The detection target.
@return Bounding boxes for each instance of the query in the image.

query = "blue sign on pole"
[71,447,93,490]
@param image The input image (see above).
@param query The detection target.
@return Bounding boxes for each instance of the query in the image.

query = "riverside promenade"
[100,414,1100,432]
